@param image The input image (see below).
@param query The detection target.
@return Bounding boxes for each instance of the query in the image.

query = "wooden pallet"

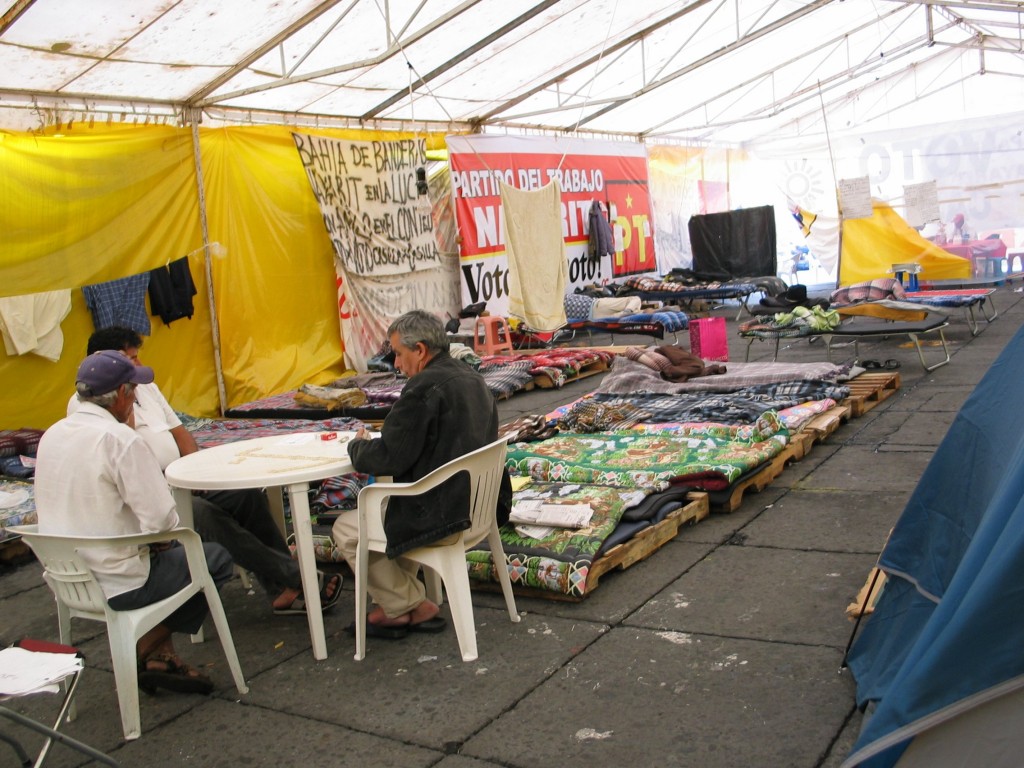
[583,491,709,595]
[710,440,804,513]
[533,358,609,389]
[786,403,852,460]
[471,492,709,603]
[843,371,901,417]
[495,378,536,400]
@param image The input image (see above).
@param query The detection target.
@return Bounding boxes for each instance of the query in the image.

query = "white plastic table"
[165,431,357,660]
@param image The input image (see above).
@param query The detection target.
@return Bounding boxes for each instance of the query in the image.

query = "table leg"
[286,482,328,660]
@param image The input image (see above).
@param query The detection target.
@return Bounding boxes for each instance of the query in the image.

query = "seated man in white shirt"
[36,350,233,694]
[75,327,341,615]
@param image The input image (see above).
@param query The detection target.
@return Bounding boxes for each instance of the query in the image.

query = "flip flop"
[273,572,343,616]
[344,620,409,640]
[408,616,447,634]
[138,654,214,696]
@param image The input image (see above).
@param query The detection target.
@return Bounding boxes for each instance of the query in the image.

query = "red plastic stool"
[473,316,514,356]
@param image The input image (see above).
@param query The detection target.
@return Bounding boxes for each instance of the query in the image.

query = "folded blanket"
[294,383,368,410]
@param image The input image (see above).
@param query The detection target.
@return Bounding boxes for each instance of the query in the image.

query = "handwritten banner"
[293,133,442,277]
[294,132,451,371]
[446,135,656,317]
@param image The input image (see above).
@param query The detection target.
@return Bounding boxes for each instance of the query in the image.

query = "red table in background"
[939,239,1007,279]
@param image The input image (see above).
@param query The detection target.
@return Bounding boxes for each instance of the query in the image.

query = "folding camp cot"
[902,288,997,336]
[739,310,951,371]
[621,276,760,320]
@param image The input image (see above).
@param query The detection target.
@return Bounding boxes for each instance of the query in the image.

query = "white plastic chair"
[8,525,248,741]
[354,436,520,662]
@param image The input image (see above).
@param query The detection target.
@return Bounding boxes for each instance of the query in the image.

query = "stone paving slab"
[795,444,933,493]
[626,546,876,648]
[742,489,907,554]
[241,607,606,753]
[462,628,854,768]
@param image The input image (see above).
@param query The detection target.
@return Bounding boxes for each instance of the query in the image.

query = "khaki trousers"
[332,509,457,617]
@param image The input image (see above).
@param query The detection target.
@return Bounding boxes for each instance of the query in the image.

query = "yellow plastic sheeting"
[0,125,203,298]
[199,125,446,409]
[0,124,218,429]
[0,123,451,429]
[200,126,346,410]
[840,201,972,286]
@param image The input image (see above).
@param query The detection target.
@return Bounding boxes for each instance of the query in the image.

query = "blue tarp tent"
[843,324,1024,767]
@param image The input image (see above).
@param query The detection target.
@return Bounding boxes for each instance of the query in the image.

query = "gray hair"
[75,381,135,409]
[387,310,449,355]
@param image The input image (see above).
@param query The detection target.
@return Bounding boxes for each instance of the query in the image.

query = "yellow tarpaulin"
[0,123,445,430]
[840,200,972,286]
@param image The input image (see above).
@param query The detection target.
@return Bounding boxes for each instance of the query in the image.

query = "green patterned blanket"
[467,482,648,599]
[505,427,788,492]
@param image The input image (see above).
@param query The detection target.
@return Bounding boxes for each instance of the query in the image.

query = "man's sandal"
[138,653,214,695]
[273,572,343,615]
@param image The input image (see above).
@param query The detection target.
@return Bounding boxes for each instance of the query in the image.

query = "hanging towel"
[0,289,72,362]
[82,273,151,335]
[501,179,568,331]
[587,200,615,263]
[148,256,198,325]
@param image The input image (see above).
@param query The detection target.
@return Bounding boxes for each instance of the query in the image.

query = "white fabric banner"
[293,132,452,370]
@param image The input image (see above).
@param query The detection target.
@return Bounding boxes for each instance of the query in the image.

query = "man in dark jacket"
[332,309,503,638]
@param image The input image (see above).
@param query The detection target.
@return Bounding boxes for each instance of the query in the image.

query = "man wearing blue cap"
[76,327,342,616]
[34,350,233,694]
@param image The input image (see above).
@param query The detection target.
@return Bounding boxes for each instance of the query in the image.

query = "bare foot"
[272,587,301,611]
[408,599,440,625]
[367,605,411,627]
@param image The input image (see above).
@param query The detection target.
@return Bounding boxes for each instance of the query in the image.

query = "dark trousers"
[108,541,233,635]
[192,489,301,598]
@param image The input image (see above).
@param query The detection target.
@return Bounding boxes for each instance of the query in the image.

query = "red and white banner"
[446,135,656,317]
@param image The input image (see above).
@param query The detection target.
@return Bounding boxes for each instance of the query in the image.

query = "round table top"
[165,431,357,490]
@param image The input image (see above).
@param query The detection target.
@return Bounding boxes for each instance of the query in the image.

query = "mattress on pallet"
[466,481,672,599]
[506,424,789,494]
[224,390,393,421]
[183,414,368,449]
[480,348,616,389]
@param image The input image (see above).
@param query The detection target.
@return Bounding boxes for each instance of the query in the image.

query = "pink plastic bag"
[688,317,729,362]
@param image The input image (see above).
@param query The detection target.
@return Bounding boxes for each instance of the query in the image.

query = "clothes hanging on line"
[148,256,197,325]
[82,273,151,335]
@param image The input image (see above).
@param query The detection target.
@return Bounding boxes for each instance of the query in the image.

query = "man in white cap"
[34,350,233,694]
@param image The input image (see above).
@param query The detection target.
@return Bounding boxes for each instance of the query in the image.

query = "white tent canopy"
[1,0,1022,144]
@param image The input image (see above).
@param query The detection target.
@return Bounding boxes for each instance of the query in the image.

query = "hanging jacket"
[588,200,615,263]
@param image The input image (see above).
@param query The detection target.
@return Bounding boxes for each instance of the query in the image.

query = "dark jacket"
[348,351,506,557]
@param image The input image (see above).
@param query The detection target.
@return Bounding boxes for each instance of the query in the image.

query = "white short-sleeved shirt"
[36,401,180,598]
[68,381,182,470]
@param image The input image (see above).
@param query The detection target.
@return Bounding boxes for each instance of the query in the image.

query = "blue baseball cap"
[76,350,154,396]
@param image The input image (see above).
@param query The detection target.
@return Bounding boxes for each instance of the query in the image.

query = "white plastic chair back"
[8,525,248,741]
[354,436,520,662]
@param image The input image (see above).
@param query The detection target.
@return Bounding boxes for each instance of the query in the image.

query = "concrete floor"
[3,283,1022,768]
